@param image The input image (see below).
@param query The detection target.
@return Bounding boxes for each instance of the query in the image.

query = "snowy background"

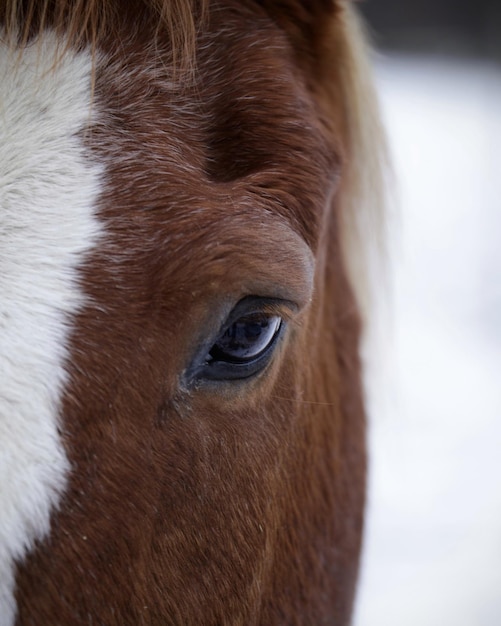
[354,55,501,625]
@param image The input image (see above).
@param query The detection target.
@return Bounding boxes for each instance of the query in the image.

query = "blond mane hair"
[335,3,388,328]
[332,3,390,404]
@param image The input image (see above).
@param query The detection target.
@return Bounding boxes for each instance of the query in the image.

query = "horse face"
[1,2,370,624]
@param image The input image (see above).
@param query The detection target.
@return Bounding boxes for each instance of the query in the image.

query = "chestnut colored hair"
[3,1,386,624]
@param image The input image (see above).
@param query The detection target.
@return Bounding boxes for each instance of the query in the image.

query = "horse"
[0,1,385,623]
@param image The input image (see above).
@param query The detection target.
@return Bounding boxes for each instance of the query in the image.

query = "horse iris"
[209,314,281,364]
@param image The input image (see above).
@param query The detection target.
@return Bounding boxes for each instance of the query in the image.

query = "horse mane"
[332,4,387,335]
[0,0,207,68]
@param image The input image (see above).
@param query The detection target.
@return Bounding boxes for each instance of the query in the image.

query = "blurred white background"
[354,54,501,626]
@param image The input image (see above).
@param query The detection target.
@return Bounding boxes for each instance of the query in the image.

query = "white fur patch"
[0,33,103,625]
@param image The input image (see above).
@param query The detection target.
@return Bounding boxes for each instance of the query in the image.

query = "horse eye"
[209,314,281,363]
[199,312,283,381]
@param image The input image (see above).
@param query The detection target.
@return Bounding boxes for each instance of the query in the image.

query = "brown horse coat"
[0,1,385,624]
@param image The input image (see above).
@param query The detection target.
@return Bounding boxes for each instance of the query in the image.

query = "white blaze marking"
[0,33,103,625]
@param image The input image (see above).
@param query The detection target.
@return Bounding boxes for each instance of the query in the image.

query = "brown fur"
[0,0,207,67]
[6,1,384,623]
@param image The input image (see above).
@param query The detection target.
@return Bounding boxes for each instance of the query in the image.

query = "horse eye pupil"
[209,314,281,363]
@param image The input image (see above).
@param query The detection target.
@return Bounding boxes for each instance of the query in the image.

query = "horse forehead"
[0,32,102,623]
[90,12,337,250]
